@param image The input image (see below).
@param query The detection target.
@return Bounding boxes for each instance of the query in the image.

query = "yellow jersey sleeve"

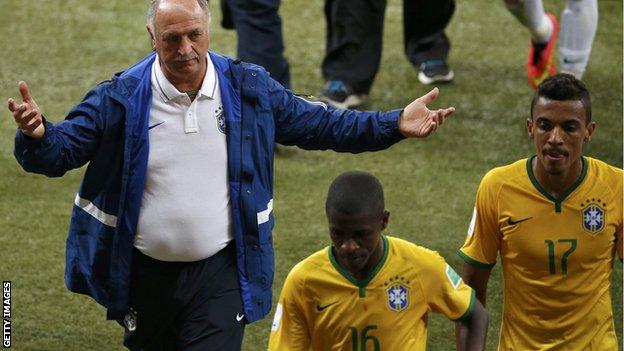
[458,170,501,267]
[268,267,310,351]
[418,250,476,321]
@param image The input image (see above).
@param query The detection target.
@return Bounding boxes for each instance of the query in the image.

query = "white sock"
[504,0,553,43]
[559,0,598,78]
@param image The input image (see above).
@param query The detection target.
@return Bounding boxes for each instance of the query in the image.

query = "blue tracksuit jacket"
[13,51,404,322]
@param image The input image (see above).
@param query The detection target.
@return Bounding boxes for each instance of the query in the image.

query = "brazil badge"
[386,283,409,312]
[581,200,605,235]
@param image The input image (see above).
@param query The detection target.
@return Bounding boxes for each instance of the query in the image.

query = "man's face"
[148,0,209,84]
[328,209,389,278]
[527,97,595,175]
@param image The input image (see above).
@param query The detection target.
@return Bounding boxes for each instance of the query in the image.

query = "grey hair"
[147,0,210,30]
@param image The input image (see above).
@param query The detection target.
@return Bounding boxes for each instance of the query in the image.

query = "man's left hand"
[398,87,455,138]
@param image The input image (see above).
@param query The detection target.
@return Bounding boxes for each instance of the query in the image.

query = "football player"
[269,171,487,350]
[458,73,622,350]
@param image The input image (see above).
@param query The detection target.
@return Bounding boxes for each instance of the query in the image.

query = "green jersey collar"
[328,235,389,297]
[526,156,588,213]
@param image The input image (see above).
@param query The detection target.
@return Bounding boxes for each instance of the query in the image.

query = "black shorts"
[121,242,245,351]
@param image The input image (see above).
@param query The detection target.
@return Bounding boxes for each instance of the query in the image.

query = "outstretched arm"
[455,299,487,351]
[398,87,455,138]
[272,77,455,151]
[8,81,45,139]
[10,80,107,177]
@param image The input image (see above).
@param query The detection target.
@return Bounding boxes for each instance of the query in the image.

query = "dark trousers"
[221,0,291,89]
[121,242,245,351]
[322,0,455,93]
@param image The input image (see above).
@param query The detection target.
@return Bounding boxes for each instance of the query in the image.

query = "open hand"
[398,87,455,138]
[8,81,45,139]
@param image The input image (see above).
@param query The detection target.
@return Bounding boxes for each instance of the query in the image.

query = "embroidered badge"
[386,283,409,312]
[123,308,137,332]
[581,199,606,235]
[214,105,226,134]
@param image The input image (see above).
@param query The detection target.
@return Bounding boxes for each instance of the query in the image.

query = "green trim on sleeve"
[456,250,496,269]
[454,290,476,322]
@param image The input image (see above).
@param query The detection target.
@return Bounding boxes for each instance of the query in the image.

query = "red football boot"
[526,13,558,89]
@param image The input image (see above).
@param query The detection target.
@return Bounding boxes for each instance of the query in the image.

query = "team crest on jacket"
[215,105,226,134]
[386,283,409,312]
[581,199,606,234]
[123,308,137,332]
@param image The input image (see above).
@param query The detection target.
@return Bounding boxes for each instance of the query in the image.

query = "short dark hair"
[325,171,385,218]
[530,73,592,123]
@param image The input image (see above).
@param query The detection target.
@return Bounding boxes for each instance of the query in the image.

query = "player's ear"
[381,210,390,230]
[584,121,596,142]
[526,117,534,139]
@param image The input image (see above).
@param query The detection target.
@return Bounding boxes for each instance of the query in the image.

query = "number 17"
[544,239,577,274]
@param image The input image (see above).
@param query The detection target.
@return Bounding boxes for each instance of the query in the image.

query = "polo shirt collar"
[152,53,218,102]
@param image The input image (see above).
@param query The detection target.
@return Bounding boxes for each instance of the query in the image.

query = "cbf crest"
[581,199,606,235]
[386,283,409,312]
[123,308,137,332]
[214,105,227,134]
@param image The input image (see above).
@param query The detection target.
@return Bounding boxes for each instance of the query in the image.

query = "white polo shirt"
[134,55,232,262]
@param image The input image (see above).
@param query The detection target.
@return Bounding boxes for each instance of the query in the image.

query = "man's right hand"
[8,81,45,139]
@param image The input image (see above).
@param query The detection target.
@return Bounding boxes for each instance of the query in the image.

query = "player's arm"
[457,171,501,305]
[461,264,492,306]
[420,252,488,351]
[455,298,487,351]
[454,263,491,351]
[268,269,310,351]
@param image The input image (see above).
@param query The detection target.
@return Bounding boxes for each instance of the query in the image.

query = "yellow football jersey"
[459,156,623,350]
[268,235,475,351]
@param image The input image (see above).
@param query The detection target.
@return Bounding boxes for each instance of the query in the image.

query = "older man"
[8,0,453,350]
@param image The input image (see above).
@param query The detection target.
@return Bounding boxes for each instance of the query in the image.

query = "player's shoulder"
[387,236,444,265]
[586,157,623,183]
[482,159,527,184]
[477,159,528,196]
[286,247,332,282]
[386,236,453,287]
